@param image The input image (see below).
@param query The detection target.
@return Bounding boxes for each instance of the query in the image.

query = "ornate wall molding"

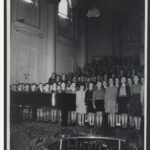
[13,21,44,38]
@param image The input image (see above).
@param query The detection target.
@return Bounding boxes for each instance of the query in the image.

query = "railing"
[58,136,126,150]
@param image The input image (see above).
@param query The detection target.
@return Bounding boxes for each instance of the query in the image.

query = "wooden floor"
[10,122,144,150]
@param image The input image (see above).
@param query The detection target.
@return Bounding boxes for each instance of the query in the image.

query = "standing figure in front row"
[117,77,131,128]
[129,75,142,130]
[76,85,86,126]
[104,78,117,127]
[51,82,57,123]
[85,82,95,126]
[68,82,77,125]
[93,81,105,127]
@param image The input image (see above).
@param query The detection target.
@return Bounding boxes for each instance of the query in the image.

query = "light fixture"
[87,7,101,18]
[86,0,101,18]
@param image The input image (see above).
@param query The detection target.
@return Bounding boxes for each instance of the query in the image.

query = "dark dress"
[129,84,142,116]
[85,90,95,113]
[93,89,105,112]
[117,85,131,114]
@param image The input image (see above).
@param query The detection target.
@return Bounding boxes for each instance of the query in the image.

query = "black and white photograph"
[8,0,147,149]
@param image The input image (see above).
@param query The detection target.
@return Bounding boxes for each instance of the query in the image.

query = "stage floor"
[10,122,144,150]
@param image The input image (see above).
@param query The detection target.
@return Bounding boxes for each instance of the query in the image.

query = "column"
[46,0,59,79]
[79,17,87,68]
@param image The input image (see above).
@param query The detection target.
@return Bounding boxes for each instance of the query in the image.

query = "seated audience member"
[48,72,56,85]
[83,76,87,83]
[127,77,133,88]
[93,81,105,127]
[25,83,30,92]
[11,84,17,91]
[57,84,62,93]
[61,73,68,84]
[120,70,124,78]
[38,83,44,92]
[87,76,91,83]
[102,80,107,90]
[61,82,66,93]
[31,83,37,92]
[76,76,81,87]
[80,75,84,84]
[103,74,108,81]
[22,84,26,91]
[115,78,120,88]
[111,73,116,80]
[66,84,71,93]
[96,75,101,82]
[49,84,53,93]
[93,75,97,84]
[70,82,77,93]
[72,76,77,83]
[43,83,50,93]
[56,75,61,85]
[52,82,57,93]
[17,83,23,92]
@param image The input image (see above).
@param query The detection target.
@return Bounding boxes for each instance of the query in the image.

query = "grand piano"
[10,91,76,124]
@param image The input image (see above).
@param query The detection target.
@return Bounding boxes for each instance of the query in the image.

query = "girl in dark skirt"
[117,77,131,128]
[129,75,142,130]
[85,82,95,126]
[93,81,105,126]
[127,77,134,127]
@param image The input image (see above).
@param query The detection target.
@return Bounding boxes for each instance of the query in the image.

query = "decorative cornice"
[13,21,44,38]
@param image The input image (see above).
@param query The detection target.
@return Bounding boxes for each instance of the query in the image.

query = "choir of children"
[10,56,144,130]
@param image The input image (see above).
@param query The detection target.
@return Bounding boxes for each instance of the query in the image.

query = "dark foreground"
[10,122,144,150]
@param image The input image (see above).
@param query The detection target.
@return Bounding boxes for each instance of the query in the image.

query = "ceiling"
[71,0,144,16]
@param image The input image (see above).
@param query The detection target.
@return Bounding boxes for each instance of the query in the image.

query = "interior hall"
[10,0,145,150]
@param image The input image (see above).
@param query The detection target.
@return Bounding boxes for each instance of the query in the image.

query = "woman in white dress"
[76,85,86,126]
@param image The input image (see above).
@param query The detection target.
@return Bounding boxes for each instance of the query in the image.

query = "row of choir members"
[77,55,142,77]
[10,74,144,93]
[10,75,144,129]
[74,75,144,129]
